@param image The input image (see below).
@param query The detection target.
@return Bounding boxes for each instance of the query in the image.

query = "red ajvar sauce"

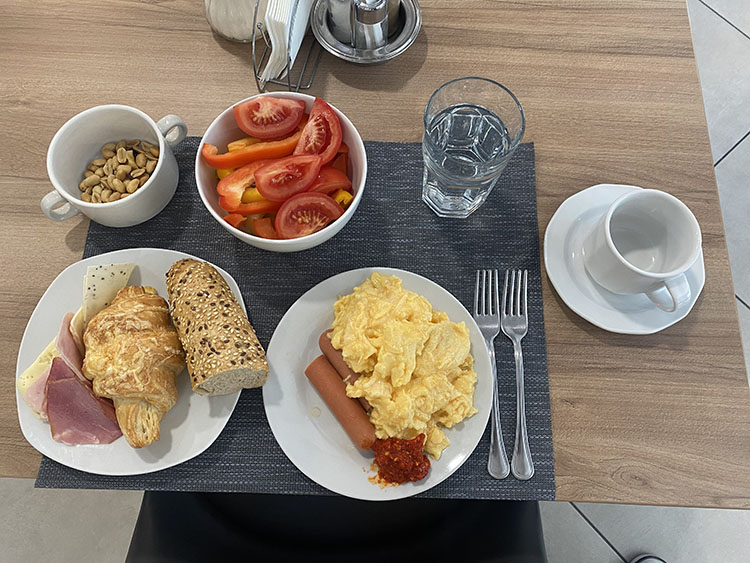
[371,433,430,484]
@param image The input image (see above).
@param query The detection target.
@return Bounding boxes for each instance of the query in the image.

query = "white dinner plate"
[544,184,705,334]
[16,248,241,476]
[263,267,493,501]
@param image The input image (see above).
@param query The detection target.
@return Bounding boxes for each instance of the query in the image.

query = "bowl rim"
[194,92,367,247]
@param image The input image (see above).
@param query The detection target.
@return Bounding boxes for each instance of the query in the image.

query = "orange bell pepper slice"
[202,116,308,169]
[252,217,279,239]
[223,213,246,229]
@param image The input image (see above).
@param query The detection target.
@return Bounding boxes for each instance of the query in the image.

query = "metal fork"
[474,269,510,479]
[501,270,535,481]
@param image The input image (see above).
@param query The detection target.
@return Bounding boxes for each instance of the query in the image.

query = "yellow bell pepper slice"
[332,189,353,209]
[241,187,266,204]
[216,168,234,180]
[228,136,263,152]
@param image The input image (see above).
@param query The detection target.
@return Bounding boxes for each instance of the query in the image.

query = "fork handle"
[511,339,534,480]
[487,343,510,479]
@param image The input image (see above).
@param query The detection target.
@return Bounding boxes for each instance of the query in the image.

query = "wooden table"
[2,0,748,509]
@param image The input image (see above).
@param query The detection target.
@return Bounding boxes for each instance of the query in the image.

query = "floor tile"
[0,478,142,563]
[703,0,750,38]
[540,501,623,563]
[714,135,750,300]
[687,0,750,161]
[577,502,750,563]
[737,299,750,385]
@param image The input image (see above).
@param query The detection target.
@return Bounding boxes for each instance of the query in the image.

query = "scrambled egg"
[330,272,478,459]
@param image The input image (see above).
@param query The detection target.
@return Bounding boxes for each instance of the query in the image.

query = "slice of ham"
[45,357,122,445]
[56,312,85,382]
[24,364,51,422]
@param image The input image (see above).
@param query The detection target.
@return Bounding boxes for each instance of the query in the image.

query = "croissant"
[83,286,185,448]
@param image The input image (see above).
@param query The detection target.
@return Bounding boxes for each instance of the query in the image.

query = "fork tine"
[474,271,480,316]
[509,269,516,315]
[486,269,492,315]
[502,270,509,316]
[481,270,487,315]
[515,270,521,316]
[493,270,500,318]
[523,269,528,317]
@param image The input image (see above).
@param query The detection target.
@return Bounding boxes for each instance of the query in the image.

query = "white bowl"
[195,93,367,253]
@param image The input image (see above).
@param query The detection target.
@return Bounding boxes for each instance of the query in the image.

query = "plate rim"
[544,184,705,335]
[16,247,241,476]
[263,266,492,501]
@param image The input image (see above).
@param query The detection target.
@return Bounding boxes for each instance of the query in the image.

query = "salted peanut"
[101,142,116,152]
[116,147,127,164]
[145,160,156,173]
[108,191,122,202]
[126,179,139,193]
[125,150,137,168]
[135,153,147,168]
[126,139,139,147]
[101,188,112,200]
[87,162,99,172]
[102,149,115,158]
[81,192,92,202]
[79,180,88,191]
[138,173,150,187]
[82,174,101,188]
[116,164,131,181]
[149,146,160,158]
[111,178,126,193]
[116,139,126,150]
[91,158,107,167]
[91,193,101,203]
[131,168,145,178]
[92,184,103,195]
[83,170,94,178]
[120,192,130,198]
[94,168,105,177]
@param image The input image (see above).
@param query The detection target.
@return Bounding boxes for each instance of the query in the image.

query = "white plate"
[16,248,241,476]
[263,267,492,501]
[544,184,705,335]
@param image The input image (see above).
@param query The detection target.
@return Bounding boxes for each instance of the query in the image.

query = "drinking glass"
[422,77,525,218]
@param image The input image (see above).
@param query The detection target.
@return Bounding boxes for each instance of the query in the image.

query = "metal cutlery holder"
[251,0,323,92]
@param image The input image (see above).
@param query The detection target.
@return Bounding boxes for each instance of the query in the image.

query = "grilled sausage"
[304,355,376,450]
[319,330,371,412]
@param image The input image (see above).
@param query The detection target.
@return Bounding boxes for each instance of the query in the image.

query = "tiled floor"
[3,1,749,562]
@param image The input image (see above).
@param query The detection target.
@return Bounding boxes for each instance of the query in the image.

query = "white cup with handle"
[582,189,702,313]
[43,105,187,228]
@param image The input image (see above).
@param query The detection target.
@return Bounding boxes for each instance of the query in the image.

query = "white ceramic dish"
[544,184,705,335]
[16,248,241,476]
[263,267,492,501]
[195,93,367,253]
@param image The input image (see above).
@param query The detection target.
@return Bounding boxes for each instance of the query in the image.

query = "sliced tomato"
[307,166,352,195]
[255,155,323,202]
[201,124,304,169]
[293,98,342,165]
[216,160,269,212]
[331,152,348,175]
[233,97,306,140]
[252,217,279,239]
[223,213,246,229]
[274,193,344,239]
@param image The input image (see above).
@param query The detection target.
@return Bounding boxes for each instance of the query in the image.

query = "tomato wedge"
[274,193,344,239]
[201,122,304,169]
[255,155,323,202]
[252,217,279,239]
[234,97,305,140]
[307,166,352,195]
[293,98,342,165]
[216,160,269,212]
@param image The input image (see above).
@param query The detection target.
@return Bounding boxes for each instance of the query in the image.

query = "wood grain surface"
[1,0,748,508]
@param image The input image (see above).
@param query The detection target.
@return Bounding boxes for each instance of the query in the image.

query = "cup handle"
[41,191,80,222]
[646,274,691,313]
[156,115,188,149]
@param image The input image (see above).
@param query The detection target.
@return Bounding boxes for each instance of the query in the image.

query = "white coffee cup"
[582,189,702,312]
[43,105,187,228]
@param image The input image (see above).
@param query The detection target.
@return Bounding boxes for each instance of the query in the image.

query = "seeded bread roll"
[166,259,268,395]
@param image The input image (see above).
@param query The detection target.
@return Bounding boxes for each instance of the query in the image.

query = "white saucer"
[543,184,705,335]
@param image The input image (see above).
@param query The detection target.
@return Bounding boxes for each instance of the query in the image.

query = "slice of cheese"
[17,337,59,399]
[69,307,85,355]
[82,262,135,327]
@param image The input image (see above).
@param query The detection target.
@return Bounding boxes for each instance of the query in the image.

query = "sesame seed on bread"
[166,259,268,395]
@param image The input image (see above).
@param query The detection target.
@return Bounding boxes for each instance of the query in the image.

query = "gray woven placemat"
[36,138,554,500]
